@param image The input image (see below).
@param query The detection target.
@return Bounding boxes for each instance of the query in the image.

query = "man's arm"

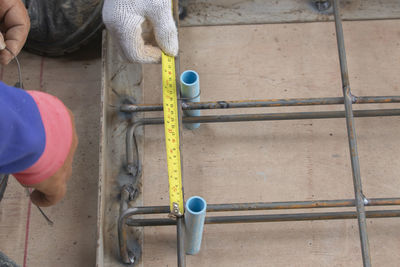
[0,82,78,207]
[0,0,78,206]
[0,82,45,173]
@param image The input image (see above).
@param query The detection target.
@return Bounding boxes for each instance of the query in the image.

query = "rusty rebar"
[332,0,370,265]
[127,209,400,227]
[121,198,400,227]
[121,96,400,113]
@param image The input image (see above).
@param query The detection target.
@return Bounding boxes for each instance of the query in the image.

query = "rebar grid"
[117,1,400,266]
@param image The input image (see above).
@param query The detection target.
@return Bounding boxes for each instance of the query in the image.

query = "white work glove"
[102,0,179,63]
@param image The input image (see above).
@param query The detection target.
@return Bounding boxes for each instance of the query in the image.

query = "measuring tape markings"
[162,52,184,216]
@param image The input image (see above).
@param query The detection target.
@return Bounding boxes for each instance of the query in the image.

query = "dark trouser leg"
[0,251,20,267]
[23,0,104,56]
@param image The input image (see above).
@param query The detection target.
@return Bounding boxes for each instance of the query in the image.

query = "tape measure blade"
[162,52,184,216]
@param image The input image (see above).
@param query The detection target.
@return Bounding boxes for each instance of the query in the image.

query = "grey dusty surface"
[0,45,101,266]
[180,0,400,26]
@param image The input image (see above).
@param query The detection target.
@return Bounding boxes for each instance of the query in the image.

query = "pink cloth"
[14,91,73,185]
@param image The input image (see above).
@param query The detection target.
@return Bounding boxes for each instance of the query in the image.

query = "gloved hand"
[0,0,30,65]
[102,0,178,63]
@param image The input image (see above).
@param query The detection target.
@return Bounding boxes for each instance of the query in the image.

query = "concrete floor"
[0,43,101,266]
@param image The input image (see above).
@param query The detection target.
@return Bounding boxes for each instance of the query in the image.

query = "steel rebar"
[205,198,400,211]
[117,1,400,264]
[177,217,185,267]
[121,197,400,217]
[119,198,400,262]
[122,198,400,227]
[127,209,400,227]
[121,96,400,113]
[125,109,400,174]
[126,109,400,174]
[173,1,186,265]
[332,0,371,265]
[129,109,400,127]
[119,206,167,264]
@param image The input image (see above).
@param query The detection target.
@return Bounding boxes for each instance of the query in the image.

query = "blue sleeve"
[0,81,46,174]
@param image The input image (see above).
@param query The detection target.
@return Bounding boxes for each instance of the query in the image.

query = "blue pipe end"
[186,196,207,215]
[180,70,200,130]
[185,196,207,255]
[180,70,199,87]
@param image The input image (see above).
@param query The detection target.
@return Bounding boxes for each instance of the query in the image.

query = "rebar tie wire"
[4,47,23,88]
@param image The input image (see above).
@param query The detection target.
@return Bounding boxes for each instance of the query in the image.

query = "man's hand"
[29,109,78,207]
[0,0,30,65]
[102,0,178,63]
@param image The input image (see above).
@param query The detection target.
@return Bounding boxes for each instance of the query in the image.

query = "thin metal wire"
[4,47,23,88]
[35,205,54,226]
[178,89,201,101]
[25,188,54,226]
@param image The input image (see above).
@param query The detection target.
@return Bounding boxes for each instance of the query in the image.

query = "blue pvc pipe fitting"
[184,196,207,255]
[180,70,200,130]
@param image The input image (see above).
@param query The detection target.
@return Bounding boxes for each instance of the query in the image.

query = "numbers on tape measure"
[162,52,184,216]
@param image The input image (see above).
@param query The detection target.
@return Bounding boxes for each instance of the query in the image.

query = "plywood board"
[98,32,145,267]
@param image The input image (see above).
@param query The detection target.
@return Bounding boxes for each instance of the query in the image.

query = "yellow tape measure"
[162,52,184,216]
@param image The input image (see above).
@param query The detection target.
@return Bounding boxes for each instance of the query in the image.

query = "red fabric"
[14,91,72,185]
